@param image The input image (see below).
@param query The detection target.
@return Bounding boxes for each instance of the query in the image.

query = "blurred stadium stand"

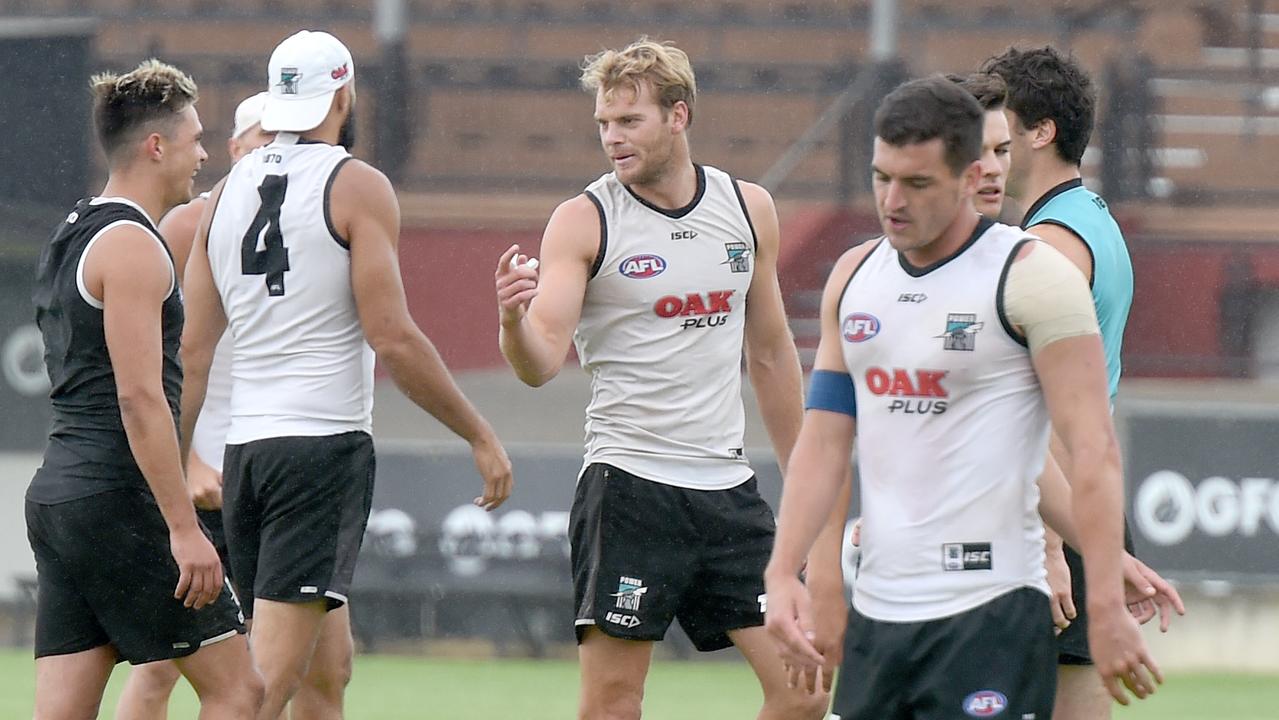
[6,0,1278,377]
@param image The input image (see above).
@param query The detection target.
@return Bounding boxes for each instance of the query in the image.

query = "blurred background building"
[1,0,1278,671]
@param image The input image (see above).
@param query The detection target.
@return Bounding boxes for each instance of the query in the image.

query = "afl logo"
[619,254,667,279]
[963,690,1007,717]
[842,313,880,342]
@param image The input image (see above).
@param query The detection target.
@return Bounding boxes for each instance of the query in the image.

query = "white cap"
[231,91,269,139]
[261,30,354,133]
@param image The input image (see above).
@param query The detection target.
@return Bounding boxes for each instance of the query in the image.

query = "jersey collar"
[1020,178,1083,229]
[897,215,994,278]
[623,163,706,220]
[89,195,158,229]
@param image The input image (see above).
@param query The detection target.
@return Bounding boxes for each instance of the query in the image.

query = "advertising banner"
[0,262,50,451]
[1124,408,1279,581]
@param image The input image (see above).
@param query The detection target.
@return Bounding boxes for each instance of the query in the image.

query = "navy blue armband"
[805,369,857,417]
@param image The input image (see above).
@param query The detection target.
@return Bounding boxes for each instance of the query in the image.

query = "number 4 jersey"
[207,133,374,444]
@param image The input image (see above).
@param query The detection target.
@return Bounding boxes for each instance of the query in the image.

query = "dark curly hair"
[981,46,1094,166]
[874,75,984,176]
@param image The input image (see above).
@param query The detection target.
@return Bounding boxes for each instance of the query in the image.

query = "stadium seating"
[16,0,1279,380]
[60,0,1276,205]
[16,0,1270,222]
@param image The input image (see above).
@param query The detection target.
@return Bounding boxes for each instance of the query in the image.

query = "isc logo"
[963,690,1007,717]
[944,542,992,571]
[670,229,698,240]
[842,312,881,342]
[619,254,667,279]
[605,612,641,628]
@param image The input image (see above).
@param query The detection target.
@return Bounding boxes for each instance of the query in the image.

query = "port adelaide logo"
[611,576,647,611]
[723,242,751,273]
[938,313,983,351]
[277,67,302,95]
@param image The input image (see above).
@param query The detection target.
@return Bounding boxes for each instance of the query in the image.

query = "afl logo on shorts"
[963,690,1008,717]
[842,313,880,342]
[619,254,667,279]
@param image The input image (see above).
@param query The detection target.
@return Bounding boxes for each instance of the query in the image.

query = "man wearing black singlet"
[27,59,261,719]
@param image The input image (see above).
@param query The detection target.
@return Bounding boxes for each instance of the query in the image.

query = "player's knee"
[252,655,307,709]
[761,687,830,720]
[224,667,266,714]
[306,650,354,696]
[579,678,644,720]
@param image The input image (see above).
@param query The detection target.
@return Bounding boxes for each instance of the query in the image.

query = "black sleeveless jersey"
[29,197,184,504]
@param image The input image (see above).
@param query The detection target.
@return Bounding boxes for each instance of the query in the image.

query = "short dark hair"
[981,46,1095,165]
[91,59,198,163]
[873,75,984,175]
[946,72,1007,111]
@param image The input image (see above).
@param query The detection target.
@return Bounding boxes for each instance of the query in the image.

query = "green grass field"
[0,649,1273,718]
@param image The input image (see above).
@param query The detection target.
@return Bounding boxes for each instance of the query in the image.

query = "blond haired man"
[494,38,825,719]
[29,59,262,719]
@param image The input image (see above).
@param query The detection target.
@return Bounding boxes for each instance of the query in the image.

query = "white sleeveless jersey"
[840,218,1051,622]
[190,331,232,471]
[207,134,374,444]
[574,165,756,490]
[169,193,231,471]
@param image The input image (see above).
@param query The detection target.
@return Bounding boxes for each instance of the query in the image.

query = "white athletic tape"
[509,255,539,271]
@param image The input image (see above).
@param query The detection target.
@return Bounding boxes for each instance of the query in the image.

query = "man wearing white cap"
[114,90,274,720]
[180,30,514,720]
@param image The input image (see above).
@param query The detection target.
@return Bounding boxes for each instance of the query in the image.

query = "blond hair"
[580,38,696,125]
[91,59,198,162]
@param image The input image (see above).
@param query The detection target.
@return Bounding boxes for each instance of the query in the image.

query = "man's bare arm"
[178,180,228,461]
[804,468,853,689]
[94,226,222,609]
[1029,222,1093,283]
[336,160,512,510]
[1010,241,1161,702]
[764,244,871,680]
[740,182,804,472]
[496,195,597,387]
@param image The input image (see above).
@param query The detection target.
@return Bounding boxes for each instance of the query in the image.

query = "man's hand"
[496,244,540,327]
[1046,544,1076,634]
[187,452,223,511]
[1088,602,1164,704]
[809,581,847,693]
[171,525,223,609]
[470,435,513,511]
[1122,553,1186,631]
[764,571,826,692]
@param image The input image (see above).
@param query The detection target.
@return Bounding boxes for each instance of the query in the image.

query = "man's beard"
[337,110,356,150]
